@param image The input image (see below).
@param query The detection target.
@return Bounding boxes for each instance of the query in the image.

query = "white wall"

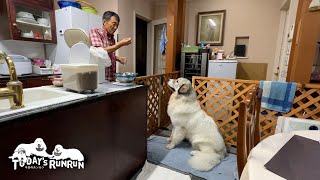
[117,0,153,73]
[187,0,283,80]
[153,1,167,20]
[153,0,284,80]
[87,0,118,16]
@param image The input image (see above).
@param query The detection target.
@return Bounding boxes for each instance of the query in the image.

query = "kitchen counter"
[0,73,59,79]
[0,82,147,180]
[0,82,143,123]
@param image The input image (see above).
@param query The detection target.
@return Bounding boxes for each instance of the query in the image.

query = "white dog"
[166,78,227,171]
[51,144,84,161]
[9,138,51,160]
[9,148,27,163]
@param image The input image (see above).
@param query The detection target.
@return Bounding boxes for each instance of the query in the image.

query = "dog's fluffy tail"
[188,151,223,171]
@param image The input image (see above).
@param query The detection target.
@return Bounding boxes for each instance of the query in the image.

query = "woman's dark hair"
[103,11,120,22]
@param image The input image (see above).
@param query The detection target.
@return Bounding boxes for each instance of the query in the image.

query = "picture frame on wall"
[196,10,226,46]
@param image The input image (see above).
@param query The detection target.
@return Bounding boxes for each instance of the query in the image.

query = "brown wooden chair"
[237,86,262,178]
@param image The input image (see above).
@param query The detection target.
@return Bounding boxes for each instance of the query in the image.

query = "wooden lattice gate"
[192,76,320,147]
[134,72,179,136]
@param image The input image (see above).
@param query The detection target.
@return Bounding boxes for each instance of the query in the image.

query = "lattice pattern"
[135,75,161,136]
[134,72,180,136]
[192,76,320,146]
[160,72,180,126]
[260,84,320,139]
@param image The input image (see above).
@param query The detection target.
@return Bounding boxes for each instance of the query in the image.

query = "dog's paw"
[166,143,175,149]
[190,150,199,156]
[166,138,172,143]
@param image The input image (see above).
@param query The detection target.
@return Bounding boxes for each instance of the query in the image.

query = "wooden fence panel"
[134,72,180,136]
[192,76,320,146]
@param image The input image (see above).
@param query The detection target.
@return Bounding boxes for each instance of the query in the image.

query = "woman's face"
[103,16,119,35]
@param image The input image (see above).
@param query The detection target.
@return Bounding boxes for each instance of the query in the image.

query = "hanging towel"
[259,81,297,113]
[160,24,168,55]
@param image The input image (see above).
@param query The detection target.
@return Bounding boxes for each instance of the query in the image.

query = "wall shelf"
[16,20,51,28]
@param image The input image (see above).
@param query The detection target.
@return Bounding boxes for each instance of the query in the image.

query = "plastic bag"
[89,46,111,67]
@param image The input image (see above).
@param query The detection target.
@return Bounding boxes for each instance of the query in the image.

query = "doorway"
[153,24,166,74]
[135,17,148,76]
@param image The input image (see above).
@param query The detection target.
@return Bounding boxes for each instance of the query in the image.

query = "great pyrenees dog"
[166,78,227,171]
[51,144,84,161]
[9,138,51,161]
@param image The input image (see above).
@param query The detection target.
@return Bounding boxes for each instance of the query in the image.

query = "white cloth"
[89,46,111,67]
[240,130,320,180]
[275,116,320,134]
[136,161,191,180]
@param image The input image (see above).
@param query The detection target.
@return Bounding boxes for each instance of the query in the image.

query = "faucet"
[0,51,24,109]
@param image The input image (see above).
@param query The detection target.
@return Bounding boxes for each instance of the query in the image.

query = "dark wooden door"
[135,17,148,76]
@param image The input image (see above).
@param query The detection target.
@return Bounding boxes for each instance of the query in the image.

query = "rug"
[147,135,238,180]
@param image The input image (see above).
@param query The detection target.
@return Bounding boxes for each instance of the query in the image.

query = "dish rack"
[180,50,209,81]
[32,65,53,75]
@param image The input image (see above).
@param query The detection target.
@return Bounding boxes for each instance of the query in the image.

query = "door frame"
[149,18,167,75]
[272,0,290,81]
[133,11,151,75]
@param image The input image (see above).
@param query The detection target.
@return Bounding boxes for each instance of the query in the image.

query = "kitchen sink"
[0,87,87,119]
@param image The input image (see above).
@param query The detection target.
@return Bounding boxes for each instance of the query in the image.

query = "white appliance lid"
[64,28,90,48]
[8,55,31,62]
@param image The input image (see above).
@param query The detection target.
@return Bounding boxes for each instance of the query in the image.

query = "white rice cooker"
[0,55,32,75]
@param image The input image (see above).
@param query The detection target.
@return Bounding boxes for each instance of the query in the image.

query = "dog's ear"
[178,84,189,94]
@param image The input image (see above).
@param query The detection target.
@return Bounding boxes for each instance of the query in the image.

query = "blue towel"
[259,81,297,113]
[147,135,238,180]
[160,25,168,55]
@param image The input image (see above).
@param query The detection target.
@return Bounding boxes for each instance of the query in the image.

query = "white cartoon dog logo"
[51,144,84,161]
[9,138,51,161]
[9,148,27,163]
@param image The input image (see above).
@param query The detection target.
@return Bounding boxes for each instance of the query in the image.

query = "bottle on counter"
[217,50,224,60]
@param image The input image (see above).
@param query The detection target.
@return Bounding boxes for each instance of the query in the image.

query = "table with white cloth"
[240,130,320,180]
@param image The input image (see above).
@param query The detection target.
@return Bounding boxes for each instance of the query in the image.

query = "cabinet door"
[26,77,52,88]
[0,81,7,88]
[0,79,27,88]
[7,0,56,43]
[287,0,320,83]
[16,0,53,9]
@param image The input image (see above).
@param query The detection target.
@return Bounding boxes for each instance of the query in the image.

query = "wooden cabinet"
[0,87,147,180]
[0,76,51,88]
[0,0,57,43]
[26,77,52,88]
[287,0,320,83]
[0,79,27,88]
